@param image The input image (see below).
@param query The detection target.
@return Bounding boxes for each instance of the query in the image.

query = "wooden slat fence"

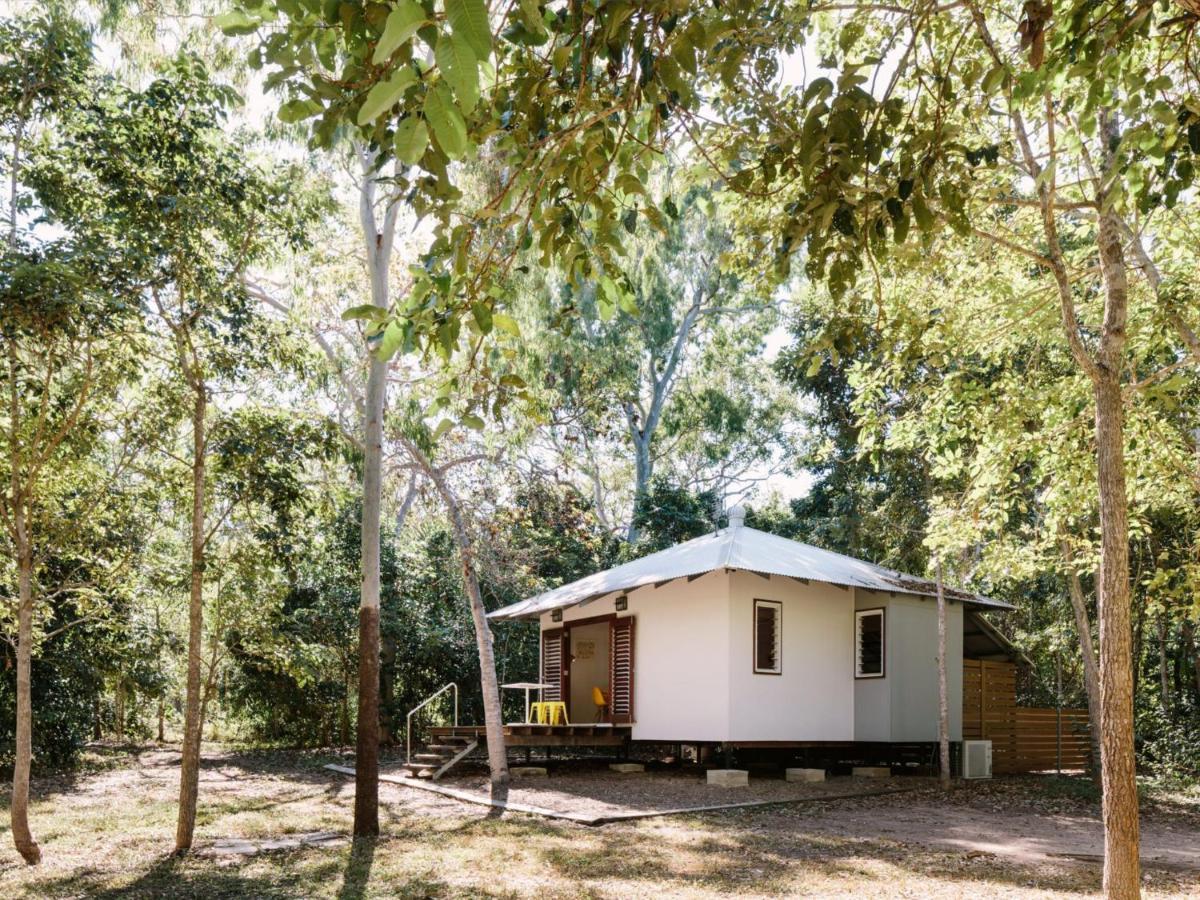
[963,658,1091,774]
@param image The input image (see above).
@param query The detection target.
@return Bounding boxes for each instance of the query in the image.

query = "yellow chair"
[543,701,569,726]
[527,702,546,724]
[592,687,609,722]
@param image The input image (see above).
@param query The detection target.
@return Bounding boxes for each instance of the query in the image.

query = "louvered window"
[541,628,563,701]
[609,617,635,723]
[855,609,885,678]
[753,599,782,674]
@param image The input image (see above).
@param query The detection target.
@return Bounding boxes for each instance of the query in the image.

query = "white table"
[502,682,553,723]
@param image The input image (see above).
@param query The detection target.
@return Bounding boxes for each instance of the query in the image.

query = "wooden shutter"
[609,617,635,723]
[541,629,563,702]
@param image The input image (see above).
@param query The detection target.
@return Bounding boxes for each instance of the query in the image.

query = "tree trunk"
[433,473,509,785]
[1061,541,1103,779]
[1183,620,1200,703]
[935,560,950,785]
[157,700,165,743]
[352,147,398,837]
[625,430,652,543]
[175,384,207,853]
[11,526,42,865]
[1157,614,1171,711]
[354,341,385,836]
[1093,167,1140,896]
[114,677,125,743]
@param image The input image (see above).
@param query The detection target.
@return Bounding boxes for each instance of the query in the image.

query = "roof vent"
[727,503,746,529]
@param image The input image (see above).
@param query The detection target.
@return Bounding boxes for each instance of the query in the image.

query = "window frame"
[854,607,886,679]
[752,598,783,675]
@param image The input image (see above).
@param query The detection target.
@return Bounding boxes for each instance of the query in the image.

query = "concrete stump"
[511,766,548,777]
[785,767,826,783]
[852,766,891,778]
[609,763,645,773]
[707,769,749,787]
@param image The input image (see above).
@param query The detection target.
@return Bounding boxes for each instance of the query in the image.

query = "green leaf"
[215,10,259,35]
[377,320,405,360]
[462,413,485,431]
[446,0,492,59]
[357,66,416,125]
[436,30,480,113]
[394,116,429,165]
[373,0,427,63]
[615,173,645,195]
[342,303,388,321]
[911,191,935,232]
[432,418,454,439]
[471,301,493,333]
[492,312,520,336]
[278,97,323,123]
[423,82,468,159]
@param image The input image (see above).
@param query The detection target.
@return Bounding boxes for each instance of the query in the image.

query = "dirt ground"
[409,761,1200,871]
[1,745,1198,898]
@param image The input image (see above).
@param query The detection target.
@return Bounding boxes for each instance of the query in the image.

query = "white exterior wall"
[885,593,963,742]
[726,573,854,741]
[540,571,731,742]
[538,574,964,744]
[853,588,891,741]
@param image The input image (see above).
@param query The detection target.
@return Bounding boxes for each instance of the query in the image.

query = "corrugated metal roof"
[488,521,1014,620]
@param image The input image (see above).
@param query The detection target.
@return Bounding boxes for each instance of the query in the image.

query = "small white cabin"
[488,506,1016,749]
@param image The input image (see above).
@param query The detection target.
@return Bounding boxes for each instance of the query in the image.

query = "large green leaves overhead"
[446,0,491,60]
[393,115,429,165]
[356,66,415,125]
[372,0,428,64]
[435,31,479,113]
[423,81,467,159]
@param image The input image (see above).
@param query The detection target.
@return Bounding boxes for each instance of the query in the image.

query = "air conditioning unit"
[962,740,992,779]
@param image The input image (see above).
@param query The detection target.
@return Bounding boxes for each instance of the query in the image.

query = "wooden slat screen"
[541,629,563,702]
[610,617,635,723]
[963,659,1091,773]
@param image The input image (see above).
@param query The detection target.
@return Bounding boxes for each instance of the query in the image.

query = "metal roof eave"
[488,566,1013,621]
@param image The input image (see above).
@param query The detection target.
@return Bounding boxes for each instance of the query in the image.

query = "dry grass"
[0,745,1197,898]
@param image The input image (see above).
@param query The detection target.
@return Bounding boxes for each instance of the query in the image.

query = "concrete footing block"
[785,767,826,783]
[707,769,749,787]
[511,766,548,777]
[609,763,645,773]
[852,766,891,778]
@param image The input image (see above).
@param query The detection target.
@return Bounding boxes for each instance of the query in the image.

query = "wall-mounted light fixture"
[551,609,563,622]
[615,595,628,612]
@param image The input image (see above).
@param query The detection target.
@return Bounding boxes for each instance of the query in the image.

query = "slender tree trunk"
[1157,614,1171,711]
[114,677,125,743]
[936,560,950,785]
[1182,620,1200,703]
[432,472,509,785]
[1061,541,1103,779]
[175,384,207,853]
[11,522,42,864]
[354,339,385,836]
[1093,160,1140,896]
[352,149,395,837]
[625,430,652,543]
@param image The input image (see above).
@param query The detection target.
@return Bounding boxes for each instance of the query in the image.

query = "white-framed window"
[753,599,782,675]
[855,608,885,678]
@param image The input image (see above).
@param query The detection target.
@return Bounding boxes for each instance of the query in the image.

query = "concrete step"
[412,753,450,764]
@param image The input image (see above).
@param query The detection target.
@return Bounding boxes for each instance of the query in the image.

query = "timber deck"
[431,724,633,747]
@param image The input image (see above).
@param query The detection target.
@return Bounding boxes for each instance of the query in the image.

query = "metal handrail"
[406,683,458,763]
